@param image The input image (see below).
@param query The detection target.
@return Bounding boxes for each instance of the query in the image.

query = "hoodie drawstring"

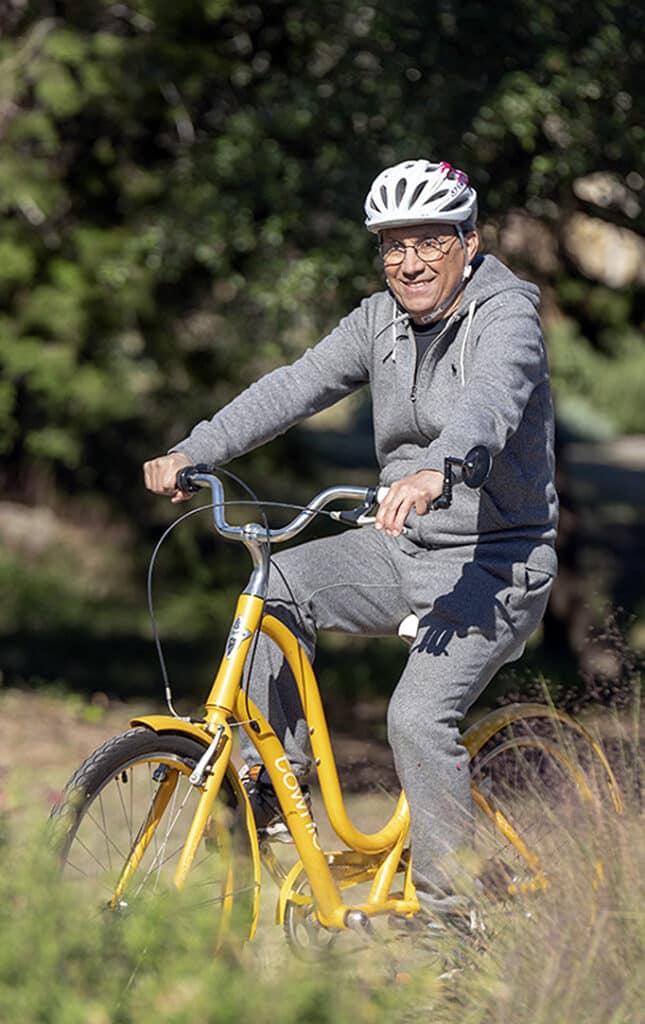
[460,299,476,386]
[374,299,409,363]
[380,296,477,383]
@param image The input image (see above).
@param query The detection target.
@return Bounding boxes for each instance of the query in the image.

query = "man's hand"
[375,469,444,537]
[143,451,194,503]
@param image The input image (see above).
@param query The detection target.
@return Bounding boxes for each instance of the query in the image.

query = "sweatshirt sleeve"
[170,303,372,465]
[423,294,550,470]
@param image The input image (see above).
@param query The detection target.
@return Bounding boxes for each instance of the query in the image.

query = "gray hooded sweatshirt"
[173,254,558,575]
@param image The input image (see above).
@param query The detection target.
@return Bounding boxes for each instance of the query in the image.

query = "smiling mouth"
[401,279,435,290]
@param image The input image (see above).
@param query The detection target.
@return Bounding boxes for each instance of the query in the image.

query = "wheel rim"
[471,734,605,895]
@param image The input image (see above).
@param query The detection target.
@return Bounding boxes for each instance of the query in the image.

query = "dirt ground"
[2,684,641,828]
[0,686,401,827]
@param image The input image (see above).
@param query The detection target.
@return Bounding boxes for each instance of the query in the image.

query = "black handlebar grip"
[176,463,210,493]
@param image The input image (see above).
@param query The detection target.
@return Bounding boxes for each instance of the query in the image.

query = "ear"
[465,230,479,261]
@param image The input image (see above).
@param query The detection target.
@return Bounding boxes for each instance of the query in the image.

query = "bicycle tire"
[50,728,258,946]
[469,715,617,898]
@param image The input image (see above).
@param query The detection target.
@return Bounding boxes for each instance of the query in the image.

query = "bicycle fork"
[174,722,233,890]
[109,721,234,908]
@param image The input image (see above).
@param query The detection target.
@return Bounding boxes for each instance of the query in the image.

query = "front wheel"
[50,728,259,946]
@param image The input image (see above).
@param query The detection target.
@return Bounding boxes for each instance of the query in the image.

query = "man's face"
[380,223,479,322]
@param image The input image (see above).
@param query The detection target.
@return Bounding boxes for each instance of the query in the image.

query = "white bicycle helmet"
[364,159,477,233]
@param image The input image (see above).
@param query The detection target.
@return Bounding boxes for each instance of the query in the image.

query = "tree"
[1,1,643,498]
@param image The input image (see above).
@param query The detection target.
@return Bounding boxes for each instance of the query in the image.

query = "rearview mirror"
[462,446,492,489]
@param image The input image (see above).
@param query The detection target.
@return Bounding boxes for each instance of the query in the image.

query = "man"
[144,159,558,911]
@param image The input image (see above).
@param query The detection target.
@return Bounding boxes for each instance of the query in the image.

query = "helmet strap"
[418,226,472,324]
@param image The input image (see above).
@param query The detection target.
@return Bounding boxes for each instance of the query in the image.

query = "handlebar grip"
[176,463,211,493]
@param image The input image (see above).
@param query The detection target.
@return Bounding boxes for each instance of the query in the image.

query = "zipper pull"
[410,383,417,402]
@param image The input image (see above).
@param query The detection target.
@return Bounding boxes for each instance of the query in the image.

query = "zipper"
[409,313,458,402]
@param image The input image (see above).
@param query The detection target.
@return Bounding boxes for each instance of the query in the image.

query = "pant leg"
[240,527,411,772]
[387,554,554,892]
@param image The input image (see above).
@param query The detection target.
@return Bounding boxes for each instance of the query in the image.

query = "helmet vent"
[395,178,408,205]
[409,182,426,206]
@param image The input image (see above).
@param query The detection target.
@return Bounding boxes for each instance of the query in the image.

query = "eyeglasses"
[379,235,458,267]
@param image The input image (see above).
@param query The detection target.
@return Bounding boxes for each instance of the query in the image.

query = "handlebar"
[176,464,377,544]
[176,444,491,547]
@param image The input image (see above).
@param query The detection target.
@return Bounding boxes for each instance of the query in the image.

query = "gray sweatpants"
[240,526,553,891]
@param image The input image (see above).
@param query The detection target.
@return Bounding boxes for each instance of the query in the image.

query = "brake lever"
[330,487,412,533]
[329,488,378,526]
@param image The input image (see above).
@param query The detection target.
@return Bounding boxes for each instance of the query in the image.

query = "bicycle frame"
[133,589,418,931]
[130,593,625,933]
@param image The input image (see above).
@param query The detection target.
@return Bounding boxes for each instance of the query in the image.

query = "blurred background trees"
[0,0,643,709]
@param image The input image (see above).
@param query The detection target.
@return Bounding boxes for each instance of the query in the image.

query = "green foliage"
[0,549,137,634]
[0,1,642,499]
[0,1,642,686]
[548,317,645,437]
[0,834,411,1024]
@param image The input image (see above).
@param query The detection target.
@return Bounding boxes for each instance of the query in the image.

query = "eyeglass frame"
[378,231,461,267]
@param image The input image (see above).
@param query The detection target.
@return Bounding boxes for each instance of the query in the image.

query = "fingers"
[375,470,444,537]
[143,451,194,500]
[375,483,423,536]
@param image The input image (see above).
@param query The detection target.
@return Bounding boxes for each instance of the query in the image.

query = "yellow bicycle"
[52,454,623,957]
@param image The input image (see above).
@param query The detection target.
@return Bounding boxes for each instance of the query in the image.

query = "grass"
[0,699,643,1023]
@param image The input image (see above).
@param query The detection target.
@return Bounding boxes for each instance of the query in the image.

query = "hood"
[454,253,541,318]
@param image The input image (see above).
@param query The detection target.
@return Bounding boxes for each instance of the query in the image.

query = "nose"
[400,244,426,274]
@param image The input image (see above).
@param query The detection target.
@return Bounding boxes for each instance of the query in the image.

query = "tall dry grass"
[0,701,642,1023]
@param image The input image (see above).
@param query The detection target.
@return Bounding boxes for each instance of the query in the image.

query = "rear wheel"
[469,713,620,900]
[50,728,258,946]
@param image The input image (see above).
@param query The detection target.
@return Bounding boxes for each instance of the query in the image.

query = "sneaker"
[240,765,312,843]
[389,897,480,984]
[390,891,472,942]
[415,889,489,945]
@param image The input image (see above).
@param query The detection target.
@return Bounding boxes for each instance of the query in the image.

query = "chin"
[404,302,436,321]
